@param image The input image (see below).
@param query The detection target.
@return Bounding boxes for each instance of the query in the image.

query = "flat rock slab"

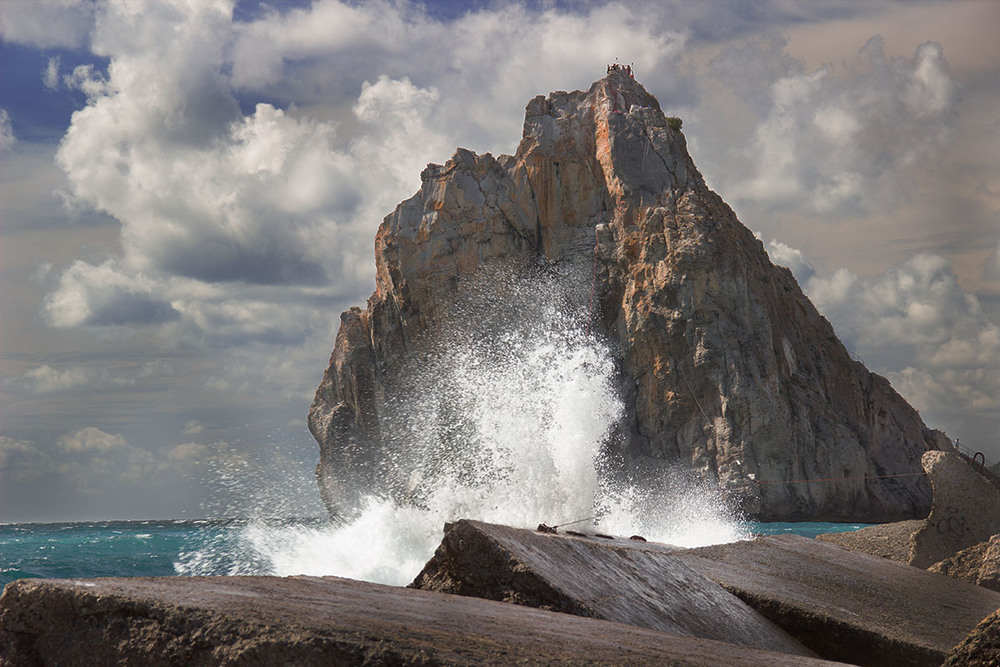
[674,534,1000,667]
[816,519,922,563]
[0,575,844,666]
[410,519,813,658]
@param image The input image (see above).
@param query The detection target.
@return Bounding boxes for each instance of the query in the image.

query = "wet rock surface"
[815,519,922,563]
[0,574,844,666]
[409,519,813,657]
[908,450,1000,568]
[673,534,1000,667]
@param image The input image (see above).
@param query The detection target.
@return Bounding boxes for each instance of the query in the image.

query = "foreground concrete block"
[0,575,843,666]
[410,519,814,658]
[909,450,1000,568]
[674,534,1000,667]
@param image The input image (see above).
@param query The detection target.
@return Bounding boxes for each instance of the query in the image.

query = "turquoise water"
[0,518,324,589]
[747,521,874,539]
[0,519,869,590]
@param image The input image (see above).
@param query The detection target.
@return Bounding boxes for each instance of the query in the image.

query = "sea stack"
[309,70,951,522]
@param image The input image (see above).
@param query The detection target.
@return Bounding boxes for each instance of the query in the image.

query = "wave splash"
[177,267,747,585]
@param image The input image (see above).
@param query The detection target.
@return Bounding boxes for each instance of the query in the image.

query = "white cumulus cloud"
[45,260,178,327]
[11,364,136,394]
[780,250,1000,445]
[36,0,694,379]
[711,35,959,216]
[58,426,129,453]
[17,0,996,460]
[765,238,816,283]
[43,56,62,90]
[169,441,208,461]
[21,365,98,393]
[46,1,460,359]
[0,0,96,49]
[0,436,38,470]
[807,254,985,362]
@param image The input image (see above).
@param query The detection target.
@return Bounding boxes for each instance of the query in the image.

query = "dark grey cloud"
[150,234,330,286]
[86,291,180,326]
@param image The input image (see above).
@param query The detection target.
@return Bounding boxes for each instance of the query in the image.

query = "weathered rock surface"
[0,575,845,666]
[409,519,814,658]
[929,534,1000,591]
[959,449,1000,491]
[815,519,922,563]
[975,538,1000,589]
[673,534,1000,667]
[908,450,1000,568]
[943,608,1000,667]
[309,70,951,522]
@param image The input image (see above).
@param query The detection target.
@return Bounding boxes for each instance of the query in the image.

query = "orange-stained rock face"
[309,71,950,521]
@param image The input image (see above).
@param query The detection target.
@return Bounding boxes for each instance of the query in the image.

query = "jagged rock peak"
[309,74,952,522]
[523,68,662,122]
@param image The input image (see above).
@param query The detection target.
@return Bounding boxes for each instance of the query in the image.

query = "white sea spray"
[177,267,748,585]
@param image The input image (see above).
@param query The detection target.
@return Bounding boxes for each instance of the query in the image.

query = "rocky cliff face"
[309,71,951,522]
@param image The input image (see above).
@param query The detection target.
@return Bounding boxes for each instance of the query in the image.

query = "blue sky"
[1,0,997,522]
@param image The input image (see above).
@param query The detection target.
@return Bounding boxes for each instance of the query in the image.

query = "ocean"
[0,517,870,591]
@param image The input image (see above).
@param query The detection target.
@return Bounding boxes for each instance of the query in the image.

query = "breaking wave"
[177,266,747,585]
